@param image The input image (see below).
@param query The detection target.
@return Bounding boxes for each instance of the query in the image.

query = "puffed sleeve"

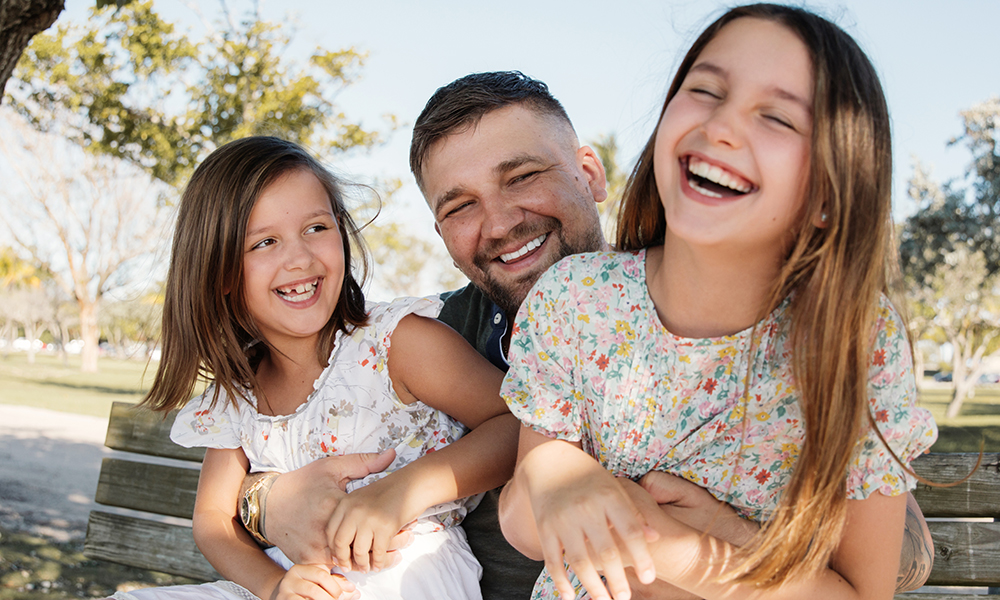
[502,258,585,441]
[846,297,938,499]
[169,385,244,450]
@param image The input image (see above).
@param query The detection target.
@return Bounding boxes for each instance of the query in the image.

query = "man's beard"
[471,217,605,317]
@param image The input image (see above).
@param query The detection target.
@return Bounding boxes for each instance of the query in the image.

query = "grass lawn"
[0,352,154,418]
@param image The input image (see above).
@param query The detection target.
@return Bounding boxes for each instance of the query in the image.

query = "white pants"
[112,528,482,600]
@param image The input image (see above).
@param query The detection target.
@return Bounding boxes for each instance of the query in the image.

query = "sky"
[56,0,1000,294]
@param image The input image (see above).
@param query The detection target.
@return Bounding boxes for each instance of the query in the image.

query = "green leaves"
[10,0,390,189]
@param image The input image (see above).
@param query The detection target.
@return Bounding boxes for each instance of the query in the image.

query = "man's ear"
[578,145,609,204]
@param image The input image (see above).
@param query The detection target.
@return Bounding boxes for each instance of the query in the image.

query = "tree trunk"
[912,350,925,391]
[79,300,99,372]
[23,319,36,364]
[0,0,65,101]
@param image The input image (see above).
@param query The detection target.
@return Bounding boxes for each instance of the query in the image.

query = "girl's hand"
[520,439,657,600]
[271,565,358,600]
[325,483,410,573]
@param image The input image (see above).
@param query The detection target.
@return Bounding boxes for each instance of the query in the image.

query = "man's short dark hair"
[409,71,573,189]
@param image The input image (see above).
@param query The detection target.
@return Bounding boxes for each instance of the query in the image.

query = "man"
[248,72,933,599]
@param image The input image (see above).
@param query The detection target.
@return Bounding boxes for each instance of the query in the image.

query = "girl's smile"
[654,17,813,259]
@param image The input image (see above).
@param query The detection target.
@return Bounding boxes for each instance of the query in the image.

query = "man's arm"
[627,474,933,599]
[897,492,934,592]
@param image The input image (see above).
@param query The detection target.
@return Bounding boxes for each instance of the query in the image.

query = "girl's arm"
[324,314,519,573]
[498,424,659,600]
[619,477,907,600]
[194,447,356,600]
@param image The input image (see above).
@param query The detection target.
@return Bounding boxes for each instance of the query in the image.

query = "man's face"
[420,105,608,316]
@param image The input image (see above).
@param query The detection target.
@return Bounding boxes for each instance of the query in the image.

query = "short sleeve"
[366,295,445,357]
[846,298,938,499]
[169,386,244,450]
[501,258,585,441]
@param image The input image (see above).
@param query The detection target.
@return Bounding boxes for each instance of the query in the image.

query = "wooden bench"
[85,402,1000,596]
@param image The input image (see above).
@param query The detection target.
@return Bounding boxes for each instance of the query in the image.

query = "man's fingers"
[326,449,396,491]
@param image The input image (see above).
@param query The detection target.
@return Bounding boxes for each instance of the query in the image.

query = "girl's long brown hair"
[143,136,370,413]
[617,4,896,586]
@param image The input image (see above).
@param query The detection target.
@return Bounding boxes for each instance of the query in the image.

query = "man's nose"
[480,197,524,239]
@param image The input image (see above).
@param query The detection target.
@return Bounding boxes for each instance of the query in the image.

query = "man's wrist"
[240,472,280,547]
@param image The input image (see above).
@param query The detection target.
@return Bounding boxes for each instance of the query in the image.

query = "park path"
[0,404,110,542]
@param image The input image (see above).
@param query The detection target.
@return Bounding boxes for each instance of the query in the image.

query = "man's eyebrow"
[493,153,546,177]
[689,61,811,114]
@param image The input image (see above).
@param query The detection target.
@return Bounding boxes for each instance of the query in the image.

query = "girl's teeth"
[277,281,318,302]
[688,157,752,193]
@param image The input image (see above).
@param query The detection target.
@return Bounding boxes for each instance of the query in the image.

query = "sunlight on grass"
[0,353,155,418]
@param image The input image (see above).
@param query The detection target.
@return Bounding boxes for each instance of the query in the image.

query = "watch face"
[240,495,251,525]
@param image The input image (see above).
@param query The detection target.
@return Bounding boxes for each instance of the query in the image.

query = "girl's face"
[653,17,814,260]
[242,169,345,350]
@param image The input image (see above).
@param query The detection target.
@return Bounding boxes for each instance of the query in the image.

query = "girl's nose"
[284,238,314,270]
[702,106,744,149]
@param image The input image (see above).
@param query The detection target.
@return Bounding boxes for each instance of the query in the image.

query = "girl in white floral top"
[130,137,517,600]
[498,6,936,600]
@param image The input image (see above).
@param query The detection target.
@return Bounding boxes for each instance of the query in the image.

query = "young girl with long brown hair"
[498,4,936,600]
[119,136,516,600]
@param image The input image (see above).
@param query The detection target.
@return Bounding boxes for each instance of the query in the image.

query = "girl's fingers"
[542,523,611,600]
[607,510,656,585]
[369,528,392,571]
[329,519,356,572]
[352,528,374,572]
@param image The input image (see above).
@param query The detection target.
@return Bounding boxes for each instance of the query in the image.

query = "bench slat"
[911,453,1000,518]
[105,401,206,462]
[84,511,220,582]
[925,521,1000,586]
[95,458,200,519]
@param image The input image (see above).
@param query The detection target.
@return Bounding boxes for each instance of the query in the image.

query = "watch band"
[240,472,279,548]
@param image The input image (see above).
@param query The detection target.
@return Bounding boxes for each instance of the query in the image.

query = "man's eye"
[444,201,473,218]
[511,171,539,184]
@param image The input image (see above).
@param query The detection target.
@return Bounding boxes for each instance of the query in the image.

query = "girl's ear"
[813,209,829,229]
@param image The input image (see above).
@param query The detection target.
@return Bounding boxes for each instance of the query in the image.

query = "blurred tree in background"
[901,97,1000,416]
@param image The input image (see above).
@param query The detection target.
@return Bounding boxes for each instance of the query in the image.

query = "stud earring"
[820,212,828,223]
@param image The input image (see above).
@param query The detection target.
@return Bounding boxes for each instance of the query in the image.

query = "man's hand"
[617,472,760,600]
[260,450,397,564]
[639,471,759,547]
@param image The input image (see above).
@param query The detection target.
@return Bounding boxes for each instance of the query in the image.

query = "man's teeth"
[276,281,318,302]
[500,234,547,263]
[688,157,752,195]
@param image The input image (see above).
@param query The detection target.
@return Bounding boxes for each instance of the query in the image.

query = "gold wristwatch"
[240,472,279,548]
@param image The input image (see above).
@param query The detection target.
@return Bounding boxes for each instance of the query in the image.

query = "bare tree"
[0,109,171,372]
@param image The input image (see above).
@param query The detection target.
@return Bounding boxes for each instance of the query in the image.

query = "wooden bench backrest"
[84,401,219,581]
[85,402,999,593]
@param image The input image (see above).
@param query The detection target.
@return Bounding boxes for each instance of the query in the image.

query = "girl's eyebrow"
[689,61,811,113]
[246,209,335,238]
